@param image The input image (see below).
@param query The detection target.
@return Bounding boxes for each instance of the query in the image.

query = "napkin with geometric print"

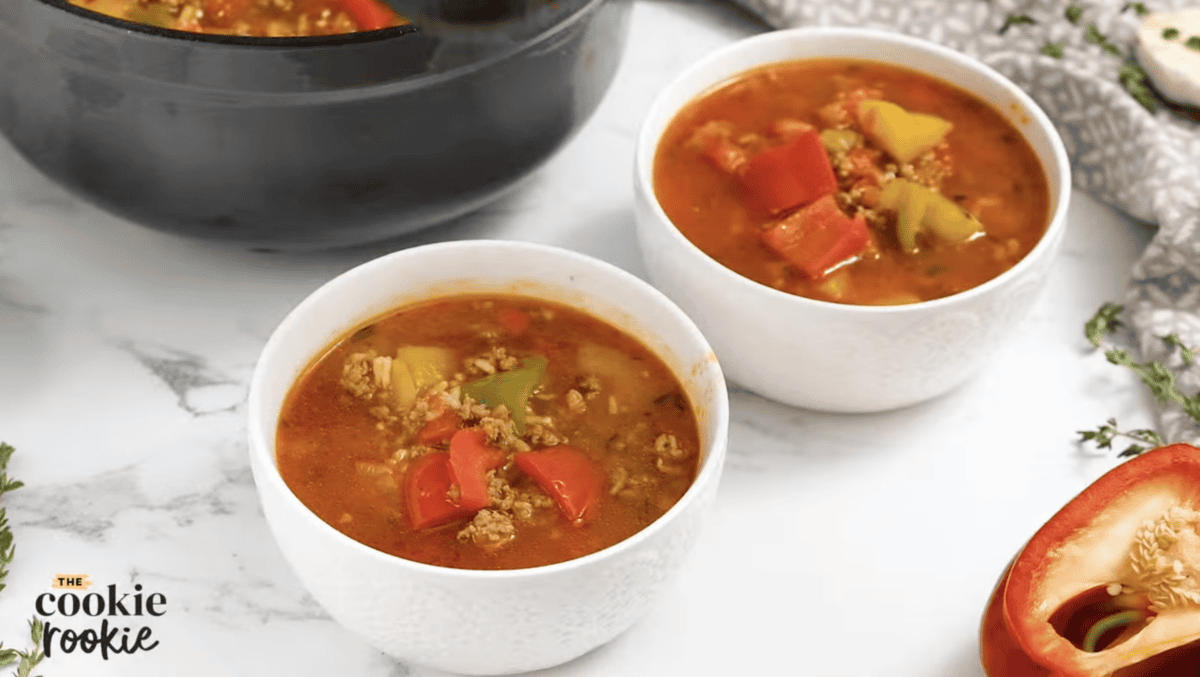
[728,0,1200,445]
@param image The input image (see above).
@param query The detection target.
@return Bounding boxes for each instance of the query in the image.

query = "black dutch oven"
[0,0,631,248]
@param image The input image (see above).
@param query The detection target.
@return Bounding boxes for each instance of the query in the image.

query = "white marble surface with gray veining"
[0,1,1164,675]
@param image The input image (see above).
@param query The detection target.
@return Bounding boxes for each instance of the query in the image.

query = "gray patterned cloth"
[728,0,1200,444]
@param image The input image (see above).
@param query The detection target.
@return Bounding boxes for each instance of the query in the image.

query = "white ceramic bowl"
[247,240,729,675]
[634,27,1071,413]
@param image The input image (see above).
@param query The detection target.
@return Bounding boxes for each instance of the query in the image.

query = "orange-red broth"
[276,295,701,570]
[653,59,1051,305]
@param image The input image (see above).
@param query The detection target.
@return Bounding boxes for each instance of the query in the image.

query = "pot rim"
[31,0,610,86]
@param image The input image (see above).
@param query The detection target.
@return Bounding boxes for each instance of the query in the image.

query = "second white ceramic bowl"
[247,240,729,675]
[633,27,1072,413]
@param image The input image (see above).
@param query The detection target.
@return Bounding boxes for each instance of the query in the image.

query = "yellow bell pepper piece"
[897,182,932,253]
[391,346,455,409]
[928,196,985,244]
[857,100,953,163]
[877,179,985,251]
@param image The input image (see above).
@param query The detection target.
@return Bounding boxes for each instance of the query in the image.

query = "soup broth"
[67,0,407,36]
[275,295,701,570]
[653,59,1051,305]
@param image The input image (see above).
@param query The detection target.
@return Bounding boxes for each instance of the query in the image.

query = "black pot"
[0,0,631,249]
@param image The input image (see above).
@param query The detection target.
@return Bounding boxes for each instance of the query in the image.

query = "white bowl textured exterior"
[634,28,1071,413]
[247,240,728,675]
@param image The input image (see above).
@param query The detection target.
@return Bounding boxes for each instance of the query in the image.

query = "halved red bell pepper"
[981,561,1053,677]
[760,194,869,280]
[981,443,1200,677]
[514,445,602,523]
[448,428,505,511]
[741,129,838,214]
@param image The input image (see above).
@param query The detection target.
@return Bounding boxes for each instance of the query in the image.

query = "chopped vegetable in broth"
[275,295,701,570]
[653,59,1051,305]
[67,0,407,36]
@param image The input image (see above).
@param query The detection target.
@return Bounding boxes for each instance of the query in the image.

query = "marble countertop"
[0,0,1164,675]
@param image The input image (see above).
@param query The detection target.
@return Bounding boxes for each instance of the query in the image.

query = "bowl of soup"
[0,0,630,249]
[247,240,728,674]
[633,27,1071,412]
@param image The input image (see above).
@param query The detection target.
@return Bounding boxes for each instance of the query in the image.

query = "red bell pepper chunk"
[340,0,402,31]
[515,445,602,522]
[498,307,531,335]
[982,443,1200,677]
[702,136,749,175]
[741,129,838,214]
[448,428,505,512]
[760,194,869,279]
[417,409,461,445]
[405,452,474,530]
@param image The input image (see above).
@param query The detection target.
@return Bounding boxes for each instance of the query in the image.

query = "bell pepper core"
[982,443,1200,677]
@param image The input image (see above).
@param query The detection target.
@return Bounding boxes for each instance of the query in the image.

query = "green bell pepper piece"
[461,355,548,434]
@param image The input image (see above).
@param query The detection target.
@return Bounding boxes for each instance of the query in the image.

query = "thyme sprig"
[998,3,1161,112]
[1079,417,1165,457]
[1081,304,1200,457]
[0,444,44,677]
[0,620,44,677]
[0,443,22,596]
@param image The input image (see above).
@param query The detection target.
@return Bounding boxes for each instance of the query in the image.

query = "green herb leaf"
[1085,304,1200,458]
[1079,419,1120,449]
[1118,62,1160,112]
[1105,347,1200,426]
[1163,27,1181,40]
[0,647,16,669]
[1118,443,1149,457]
[1041,42,1066,58]
[1000,14,1037,35]
[1084,22,1106,44]
[0,444,42,677]
[1085,303,1124,347]
[1186,36,1200,51]
[1122,2,1151,15]
[1065,4,1084,24]
[0,512,13,596]
[1163,333,1197,366]
[0,443,22,498]
[1079,419,1166,457]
